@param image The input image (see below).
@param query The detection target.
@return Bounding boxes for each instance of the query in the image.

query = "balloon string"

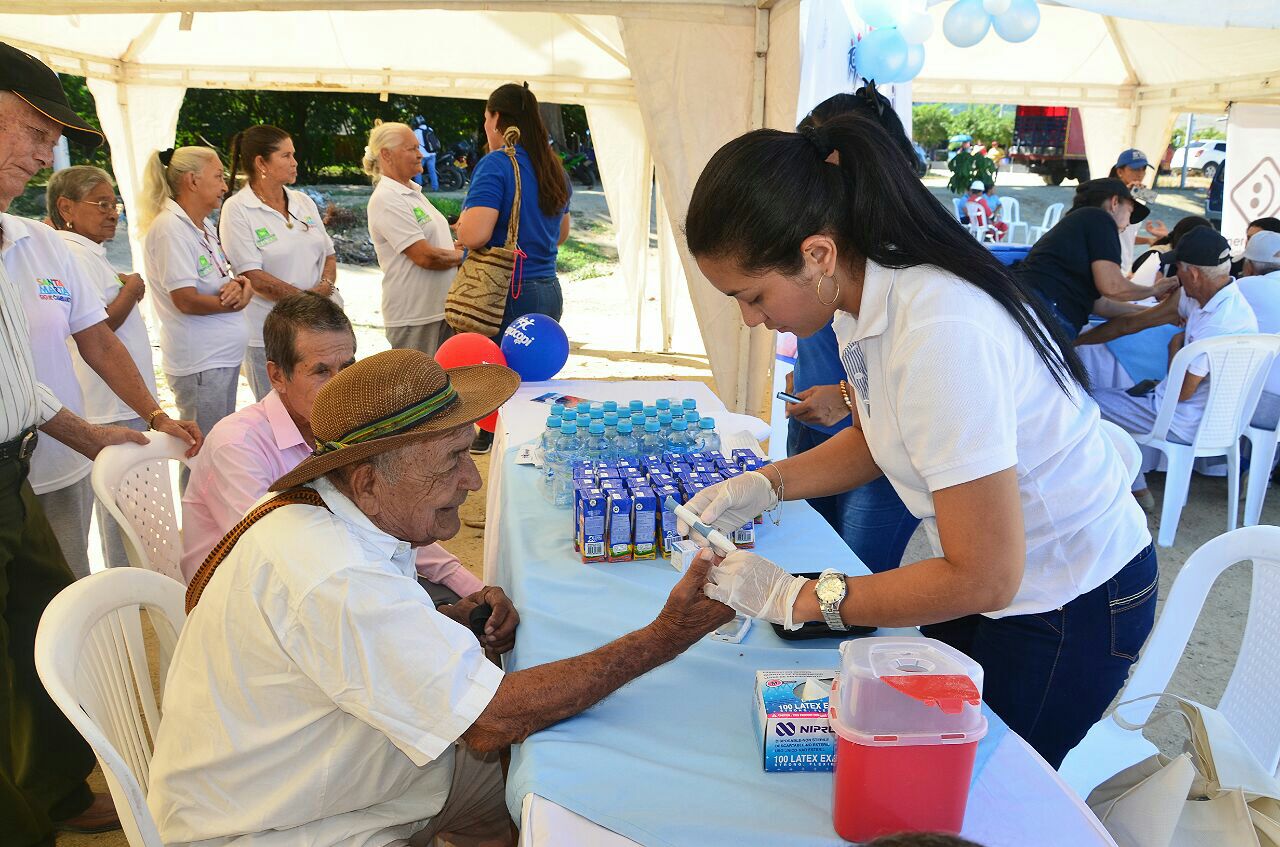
[512,247,527,300]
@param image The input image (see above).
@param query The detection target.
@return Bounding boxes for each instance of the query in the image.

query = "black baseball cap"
[0,42,102,147]
[1074,177,1150,224]
[1167,226,1232,267]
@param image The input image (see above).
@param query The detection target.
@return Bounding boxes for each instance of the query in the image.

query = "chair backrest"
[965,201,988,227]
[1113,526,1280,776]
[952,197,966,221]
[35,568,187,847]
[1041,202,1064,229]
[1148,334,1280,451]
[91,434,192,582]
[1099,419,1142,484]
[1002,196,1021,224]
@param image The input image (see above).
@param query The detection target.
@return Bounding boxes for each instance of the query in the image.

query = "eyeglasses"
[77,198,123,214]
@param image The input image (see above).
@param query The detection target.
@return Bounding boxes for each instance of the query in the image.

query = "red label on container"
[882,674,980,714]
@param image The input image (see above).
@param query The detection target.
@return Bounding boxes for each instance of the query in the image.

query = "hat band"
[313,381,459,456]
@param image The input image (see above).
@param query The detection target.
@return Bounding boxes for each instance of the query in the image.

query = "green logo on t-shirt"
[255,226,277,246]
[412,206,428,224]
[196,255,213,276]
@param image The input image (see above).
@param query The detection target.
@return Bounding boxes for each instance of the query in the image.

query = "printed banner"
[1222,103,1280,254]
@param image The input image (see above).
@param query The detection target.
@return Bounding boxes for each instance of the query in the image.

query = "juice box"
[606,491,634,562]
[577,487,606,563]
[632,490,657,559]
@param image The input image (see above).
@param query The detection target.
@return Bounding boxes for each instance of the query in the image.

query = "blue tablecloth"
[493,447,1009,847]
[1106,324,1181,384]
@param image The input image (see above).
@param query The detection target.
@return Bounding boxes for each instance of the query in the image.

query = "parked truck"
[1009,105,1090,185]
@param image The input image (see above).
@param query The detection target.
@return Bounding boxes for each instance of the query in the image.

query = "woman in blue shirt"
[456,83,571,338]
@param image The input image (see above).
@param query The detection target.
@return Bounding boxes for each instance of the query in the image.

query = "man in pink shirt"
[181,293,483,598]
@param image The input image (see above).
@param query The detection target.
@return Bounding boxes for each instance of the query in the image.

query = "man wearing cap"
[1017,176,1179,339]
[963,179,1005,241]
[0,41,152,842]
[1235,230,1280,429]
[1079,227,1258,499]
[147,349,734,846]
[1112,148,1169,271]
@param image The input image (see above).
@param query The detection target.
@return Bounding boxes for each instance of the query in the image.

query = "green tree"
[912,103,952,153]
[947,105,1014,148]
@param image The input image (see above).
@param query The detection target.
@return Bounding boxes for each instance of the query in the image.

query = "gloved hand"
[704,551,807,630]
[677,471,778,543]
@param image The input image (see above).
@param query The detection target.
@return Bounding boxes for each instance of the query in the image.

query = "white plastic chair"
[1242,412,1280,528]
[1029,202,1064,243]
[1100,419,1142,485]
[1059,525,1280,798]
[951,197,966,222]
[1134,335,1280,546]
[965,201,996,242]
[1000,196,1029,245]
[91,433,192,582]
[35,568,187,847]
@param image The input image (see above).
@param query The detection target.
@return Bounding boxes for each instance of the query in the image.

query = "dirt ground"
[66,175,1255,844]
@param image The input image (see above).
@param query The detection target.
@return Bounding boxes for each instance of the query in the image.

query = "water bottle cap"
[700,417,715,429]
[576,402,591,413]
[603,401,618,412]
[644,406,657,417]
[655,398,671,410]
[589,421,605,434]
[552,403,566,415]
[617,420,633,434]
[546,416,560,427]
[590,409,604,419]
[672,419,687,431]
[658,411,673,424]
[629,400,644,411]
[560,422,578,435]
[645,420,661,432]
[684,410,700,422]
[604,412,619,425]
[682,398,697,409]
[563,409,577,420]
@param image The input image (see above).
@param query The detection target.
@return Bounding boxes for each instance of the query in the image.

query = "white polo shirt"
[1,215,107,494]
[367,177,453,327]
[59,230,158,424]
[219,186,338,347]
[831,259,1151,617]
[143,198,248,377]
[147,477,502,847]
[1236,271,1280,396]
[1151,281,1259,414]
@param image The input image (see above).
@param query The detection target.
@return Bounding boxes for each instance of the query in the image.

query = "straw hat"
[270,349,519,491]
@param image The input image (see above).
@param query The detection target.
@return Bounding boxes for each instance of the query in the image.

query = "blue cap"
[656,398,671,411]
[644,420,661,432]
[604,412,619,425]
[603,400,618,413]
[589,408,604,420]
[551,403,566,415]
[644,406,658,417]
[658,411,673,424]
[576,402,591,413]
[546,415,560,427]
[629,400,644,412]
[563,409,577,420]
[617,420,633,434]
[589,421,605,435]
[560,422,578,435]
[672,419,688,431]
[684,410,700,423]
[630,412,645,425]
[681,398,697,410]
[700,417,715,429]
[1114,148,1151,169]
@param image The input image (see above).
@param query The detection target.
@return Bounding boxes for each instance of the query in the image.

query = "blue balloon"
[856,28,910,84]
[992,0,1040,43]
[943,0,991,48]
[854,0,901,29]
[500,313,569,382]
[896,41,926,82]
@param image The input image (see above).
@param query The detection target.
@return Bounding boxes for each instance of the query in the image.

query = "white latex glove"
[677,471,778,543]
[704,551,807,630]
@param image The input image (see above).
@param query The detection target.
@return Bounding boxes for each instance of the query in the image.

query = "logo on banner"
[254,226,278,246]
[36,278,70,302]
[1230,158,1280,228]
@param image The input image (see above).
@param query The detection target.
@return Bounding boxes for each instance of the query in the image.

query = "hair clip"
[158,148,175,167]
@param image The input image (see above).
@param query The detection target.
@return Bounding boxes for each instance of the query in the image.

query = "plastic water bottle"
[629,400,644,415]
[681,398,698,413]
[697,417,722,455]
[603,412,620,441]
[552,423,582,509]
[683,410,700,426]
[657,410,674,436]
[655,398,671,413]
[667,418,695,457]
[584,421,609,464]
[612,419,639,465]
[641,419,666,455]
[603,400,619,414]
[562,408,578,425]
[576,401,591,417]
[589,407,605,423]
[551,403,566,418]
[540,415,561,452]
[630,412,645,429]
[644,405,658,421]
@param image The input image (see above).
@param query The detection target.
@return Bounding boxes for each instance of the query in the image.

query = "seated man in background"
[148,349,732,846]
[1077,228,1257,505]
[181,292,484,601]
[1235,230,1280,430]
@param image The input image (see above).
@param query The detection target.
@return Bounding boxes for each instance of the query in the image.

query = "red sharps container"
[828,637,988,842]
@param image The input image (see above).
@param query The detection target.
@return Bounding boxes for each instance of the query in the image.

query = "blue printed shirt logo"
[37,278,71,302]
[840,341,871,418]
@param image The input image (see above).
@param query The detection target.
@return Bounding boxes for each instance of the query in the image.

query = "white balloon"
[982,0,1012,15]
[899,11,934,44]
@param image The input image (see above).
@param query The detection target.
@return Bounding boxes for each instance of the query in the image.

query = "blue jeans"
[497,275,563,339]
[1032,292,1080,340]
[414,153,439,191]
[786,419,920,572]
[922,543,1158,769]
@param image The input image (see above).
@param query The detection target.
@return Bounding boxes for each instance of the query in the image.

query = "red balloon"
[476,410,500,433]
[435,332,507,369]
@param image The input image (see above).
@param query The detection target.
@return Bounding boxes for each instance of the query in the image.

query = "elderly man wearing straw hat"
[147,348,734,846]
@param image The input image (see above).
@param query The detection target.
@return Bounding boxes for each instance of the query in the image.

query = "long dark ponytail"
[685,111,1088,395]
[486,83,570,217]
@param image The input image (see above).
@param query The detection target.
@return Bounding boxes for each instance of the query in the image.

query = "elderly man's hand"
[652,551,735,645]
[445,586,520,654]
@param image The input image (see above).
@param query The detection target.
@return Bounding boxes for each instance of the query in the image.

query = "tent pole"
[735,6,770,412]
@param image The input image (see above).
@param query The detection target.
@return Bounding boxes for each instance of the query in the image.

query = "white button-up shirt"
[219,185,338,347]
[366,177,454,327]
[0,219,62,443]
[148,477,503,847]
[831,259,1151,617]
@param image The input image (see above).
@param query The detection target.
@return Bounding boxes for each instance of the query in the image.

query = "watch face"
[816,575,845,603]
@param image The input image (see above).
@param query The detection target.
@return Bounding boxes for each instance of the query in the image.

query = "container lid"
[831,637,987,747]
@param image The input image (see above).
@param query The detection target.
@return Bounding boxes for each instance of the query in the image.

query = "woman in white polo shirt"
[682,113,1156,769]
[136,146,252,437]
[221,125,339,400]
[48,165,162,567]
[363,121,463,357]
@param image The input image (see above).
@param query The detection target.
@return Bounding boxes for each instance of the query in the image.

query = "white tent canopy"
[3,0,1279,414]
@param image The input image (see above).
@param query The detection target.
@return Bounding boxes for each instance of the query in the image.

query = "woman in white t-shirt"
[363,122,463,357]
[136,146,253,438]
[47,165,165,567]
[221,125,339,400]
[682,113,1156,768]
[2,209,199,578]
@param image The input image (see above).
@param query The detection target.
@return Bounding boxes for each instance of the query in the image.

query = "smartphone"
[776,390,803,404]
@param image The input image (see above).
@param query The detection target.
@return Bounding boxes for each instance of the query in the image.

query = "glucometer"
[663,496,736,557]
[776,390,803,404]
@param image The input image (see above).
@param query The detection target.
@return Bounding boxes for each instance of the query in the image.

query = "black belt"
[0,427,38,462]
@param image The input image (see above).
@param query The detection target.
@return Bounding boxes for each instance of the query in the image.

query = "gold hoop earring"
[816,272,840,306]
